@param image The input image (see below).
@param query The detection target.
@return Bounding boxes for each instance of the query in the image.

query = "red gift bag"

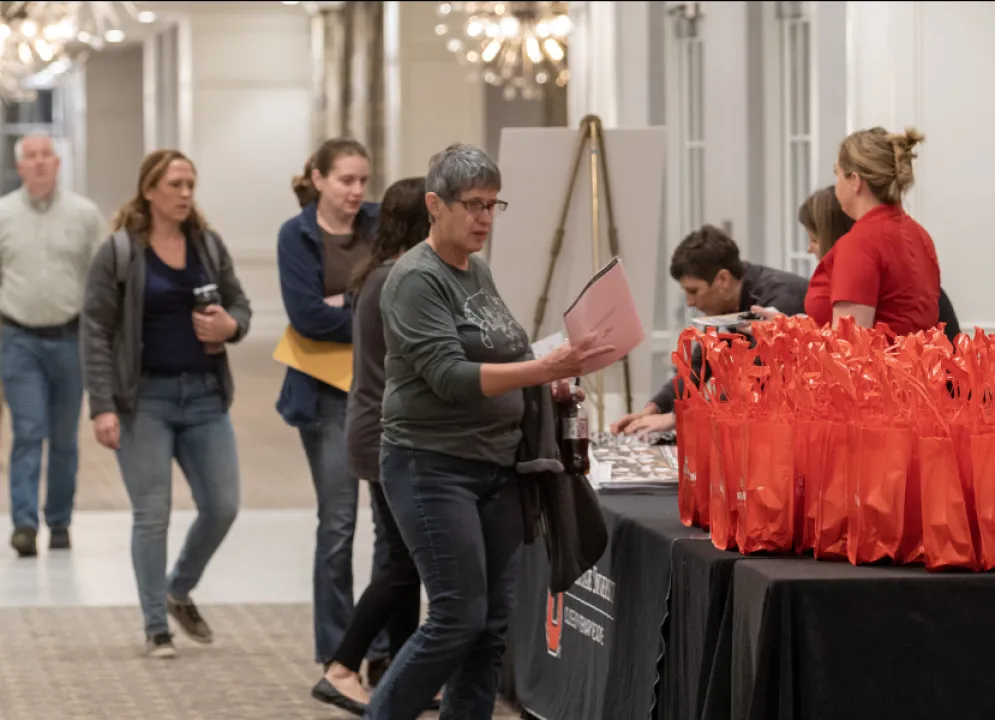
[708,416,737,551]
[814,421,850,561]
[971,431,995,570]
[919,434,978,571]
[673,329,710,529]
[847,421,912,565]
[734,335,796,554]
[738,417,796,554]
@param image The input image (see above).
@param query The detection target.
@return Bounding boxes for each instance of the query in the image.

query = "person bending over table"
[367,143,612,720]
[612,225,808,438]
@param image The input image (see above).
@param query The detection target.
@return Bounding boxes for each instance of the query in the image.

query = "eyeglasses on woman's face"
[452,198,509,217]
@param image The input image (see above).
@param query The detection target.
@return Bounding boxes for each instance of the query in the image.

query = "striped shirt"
[0,186,106,327]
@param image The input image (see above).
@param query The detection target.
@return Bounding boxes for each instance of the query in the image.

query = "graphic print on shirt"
[463,289,526,353]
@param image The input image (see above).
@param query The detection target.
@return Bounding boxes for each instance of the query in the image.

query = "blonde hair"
[112,149,208,241]
[837,127,925,206]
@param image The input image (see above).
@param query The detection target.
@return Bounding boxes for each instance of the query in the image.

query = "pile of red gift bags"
[674,315,995,571]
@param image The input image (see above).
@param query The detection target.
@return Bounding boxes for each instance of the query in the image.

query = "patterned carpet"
[0,604,519,719]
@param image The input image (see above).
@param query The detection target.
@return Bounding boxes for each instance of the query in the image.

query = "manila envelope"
[272,325,353,392]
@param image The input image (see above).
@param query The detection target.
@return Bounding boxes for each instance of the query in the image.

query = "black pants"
[333,482,421,672]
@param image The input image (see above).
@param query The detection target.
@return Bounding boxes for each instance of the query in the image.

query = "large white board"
[487,125,667,424]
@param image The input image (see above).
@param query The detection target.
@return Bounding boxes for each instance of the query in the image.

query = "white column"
[566,1,618,127]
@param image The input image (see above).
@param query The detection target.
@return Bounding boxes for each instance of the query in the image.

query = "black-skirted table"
[729,558,995,720]
[506,490,696,720]
[508,490,995,720]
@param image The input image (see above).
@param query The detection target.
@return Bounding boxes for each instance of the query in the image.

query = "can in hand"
[192,283,224,355]
[192,283,222,313]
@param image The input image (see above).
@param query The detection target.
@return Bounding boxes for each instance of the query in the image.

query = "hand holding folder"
[562,257,645,376]
[272,325,353,392]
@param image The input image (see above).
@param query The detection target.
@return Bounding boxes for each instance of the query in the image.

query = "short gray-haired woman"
[366,144,610,719]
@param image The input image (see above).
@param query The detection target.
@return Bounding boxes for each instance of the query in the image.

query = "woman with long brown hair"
[312,176,439,714]
[80,149,252,658]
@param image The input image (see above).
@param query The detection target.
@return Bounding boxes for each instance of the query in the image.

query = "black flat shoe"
[310,677,367,717]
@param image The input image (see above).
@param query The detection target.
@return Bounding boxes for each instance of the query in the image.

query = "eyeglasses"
[453,198,509,217]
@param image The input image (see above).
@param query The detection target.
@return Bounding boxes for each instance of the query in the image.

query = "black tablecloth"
[508,490,694,720]
[660,537,743,720]
[731,558,995,720]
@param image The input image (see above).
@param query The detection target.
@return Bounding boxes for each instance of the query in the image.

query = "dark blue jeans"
[367,443,525,720]
[0,324,83,531]
[116,373,240,635]
[300,387,390,665]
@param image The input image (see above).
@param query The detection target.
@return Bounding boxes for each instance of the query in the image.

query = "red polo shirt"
[804,204,940,336]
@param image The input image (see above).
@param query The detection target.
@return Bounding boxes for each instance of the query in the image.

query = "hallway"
[0,339,517,719]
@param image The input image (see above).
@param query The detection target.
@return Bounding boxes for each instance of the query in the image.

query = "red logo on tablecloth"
[546,591,564,658]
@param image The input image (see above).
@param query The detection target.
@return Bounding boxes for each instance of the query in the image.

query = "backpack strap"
[202,229,222,277]
[112,229,131,285]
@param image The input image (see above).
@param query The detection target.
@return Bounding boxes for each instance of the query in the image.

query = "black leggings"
[333,482,421,672]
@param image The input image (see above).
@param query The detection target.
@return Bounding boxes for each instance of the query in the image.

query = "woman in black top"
[81,149,252,658]
[311,177,434,714]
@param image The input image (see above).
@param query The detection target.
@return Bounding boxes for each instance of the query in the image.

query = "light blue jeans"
[117,373,240,636]
[0,323,83,531]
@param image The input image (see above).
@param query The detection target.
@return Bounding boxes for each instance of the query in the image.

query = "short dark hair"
[669,225,745,282]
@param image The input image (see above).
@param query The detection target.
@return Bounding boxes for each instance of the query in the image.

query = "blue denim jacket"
[275,200,379,428]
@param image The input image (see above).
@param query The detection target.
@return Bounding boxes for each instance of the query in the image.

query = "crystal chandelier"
[0,1,158,100]
[435,1,572,101]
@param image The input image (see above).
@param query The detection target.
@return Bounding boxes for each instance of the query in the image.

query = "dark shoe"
[311,677,367,716]
[366,656,390,688]
[145,632,177,659]
[49,528,70,550]
[10,527,37,558]
[166,595,214,644]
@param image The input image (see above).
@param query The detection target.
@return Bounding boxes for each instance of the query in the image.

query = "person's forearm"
[480,359,556,398]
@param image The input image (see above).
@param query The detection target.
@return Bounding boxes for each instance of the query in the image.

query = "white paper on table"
[588,449,612,490]
[530,330,565,359]
[562,257,645,376]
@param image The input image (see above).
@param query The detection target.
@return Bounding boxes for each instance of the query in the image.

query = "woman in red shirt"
[804,127,941,336]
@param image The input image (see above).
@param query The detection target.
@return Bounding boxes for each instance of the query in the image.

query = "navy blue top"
[142,239,214,376]
[275,200,379,428]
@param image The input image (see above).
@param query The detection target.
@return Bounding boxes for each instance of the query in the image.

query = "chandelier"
[434,1,572,101]
[0,2,158,100]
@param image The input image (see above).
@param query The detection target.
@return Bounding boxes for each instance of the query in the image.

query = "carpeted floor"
[0,604,519,719]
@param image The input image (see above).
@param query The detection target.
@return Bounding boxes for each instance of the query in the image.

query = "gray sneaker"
[146,632,177,659]
[166,595,214,644]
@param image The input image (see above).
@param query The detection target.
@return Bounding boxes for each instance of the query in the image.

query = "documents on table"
[272,325,353,392]
[563,256,645,376]
[588,441,678,493]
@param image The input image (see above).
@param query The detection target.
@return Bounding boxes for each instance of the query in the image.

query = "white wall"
[846,1,995,331]
[83,46,145,222]
[396,1,485,179]
[156,8,314,339]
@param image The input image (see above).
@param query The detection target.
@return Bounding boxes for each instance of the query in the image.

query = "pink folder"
[563,257,645,376]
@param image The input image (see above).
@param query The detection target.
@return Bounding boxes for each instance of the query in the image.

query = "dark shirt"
[380,242,530,466]
[141,240,214,376]
[346,260,393,482]
[321,230,370,297]
[651,262,809,412]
